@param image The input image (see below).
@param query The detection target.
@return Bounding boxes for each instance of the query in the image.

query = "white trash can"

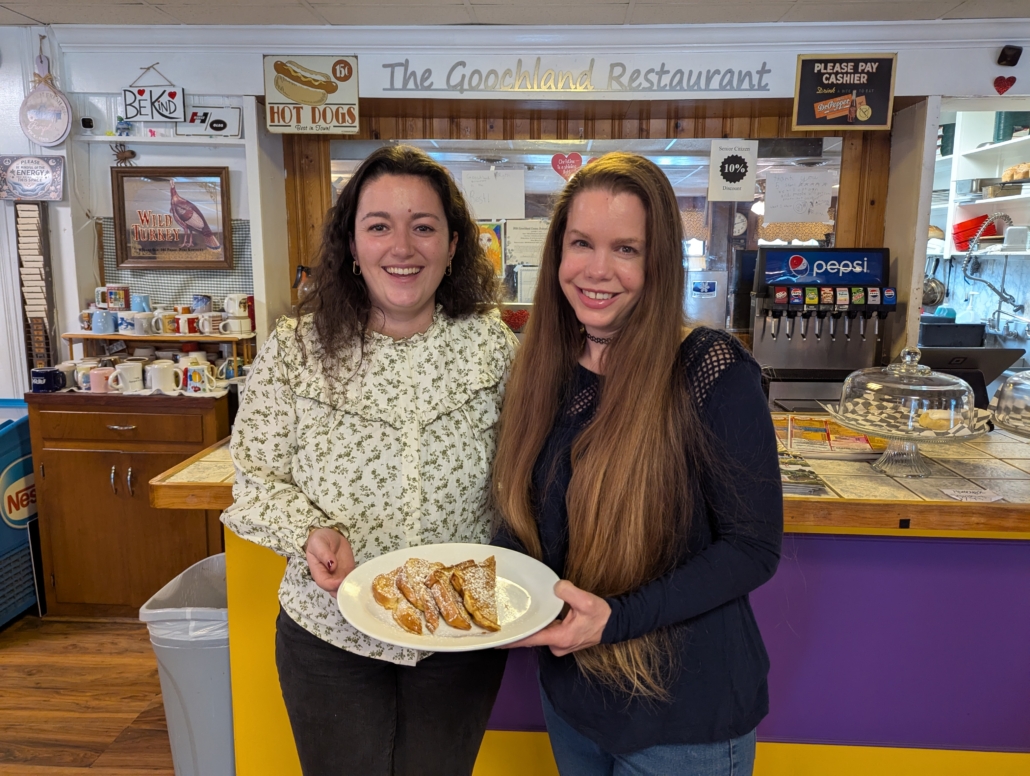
[140,553,235,776]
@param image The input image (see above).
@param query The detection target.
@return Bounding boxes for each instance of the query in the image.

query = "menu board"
[792,54,896,131]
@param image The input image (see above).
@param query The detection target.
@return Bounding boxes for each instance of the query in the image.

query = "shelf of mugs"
[62,331,256,364]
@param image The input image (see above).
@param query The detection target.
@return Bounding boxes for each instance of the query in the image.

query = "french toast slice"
[371,568,403,609]
[392,596,423,635]
[427,569,472,630]
[451,556,500,632]
[396,558,443,611]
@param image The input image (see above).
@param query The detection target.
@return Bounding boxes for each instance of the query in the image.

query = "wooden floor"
[0,615,174,774]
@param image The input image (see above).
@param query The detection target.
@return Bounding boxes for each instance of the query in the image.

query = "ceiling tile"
[0,6,39,22]
[630,2,794,23]
[781,1,963,21]
[944,0,1030,17]
[0,3,176,22]
[313,4,472,23]
[156,4,324,22]
[474,4,629,23]
[471,0,624,5]
[154,0,308,5]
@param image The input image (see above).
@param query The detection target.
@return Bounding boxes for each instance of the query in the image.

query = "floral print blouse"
[221,308,517,665]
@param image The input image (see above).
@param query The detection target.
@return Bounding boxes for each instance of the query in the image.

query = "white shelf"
[954,192,1030,208]
[960,135,1030,166]
[73,134,245,146]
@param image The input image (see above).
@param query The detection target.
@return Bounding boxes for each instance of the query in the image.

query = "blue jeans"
[541,687,756,776]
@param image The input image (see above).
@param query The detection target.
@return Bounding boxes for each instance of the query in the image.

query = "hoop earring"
[445,260,452,276]
[352,261,361,276]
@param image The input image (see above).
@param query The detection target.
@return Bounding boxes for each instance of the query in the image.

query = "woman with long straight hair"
[223,145,517,776]
[493,152,782,775]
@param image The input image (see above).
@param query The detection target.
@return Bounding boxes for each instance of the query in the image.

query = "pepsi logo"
[788,255,809,277]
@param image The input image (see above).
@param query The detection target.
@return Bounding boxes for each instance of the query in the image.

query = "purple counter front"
[487,534,1030,753]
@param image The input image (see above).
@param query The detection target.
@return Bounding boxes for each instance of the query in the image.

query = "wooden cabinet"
[26,393,229,617]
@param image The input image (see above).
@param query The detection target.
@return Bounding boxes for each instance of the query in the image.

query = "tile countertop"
[151,430,1030,540]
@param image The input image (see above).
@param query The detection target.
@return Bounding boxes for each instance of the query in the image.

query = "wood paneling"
[283,97,894,296]
[0,618,172,774]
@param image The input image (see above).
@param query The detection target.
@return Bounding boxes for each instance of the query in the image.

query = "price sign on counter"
[941,488,1004,503]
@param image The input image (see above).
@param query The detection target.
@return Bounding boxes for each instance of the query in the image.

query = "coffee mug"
[198,312,224,335]
[94,287,109,308]
[176,314,200,335]
[56,362,77,386]
[148,363,183,394]
[133,346,156,359]
[192,294,213,314]
[145,359,175,388]
[117,311,136,333]
[89,367,115,393]
[152,312,178,335]
[133,312,155,336]
[106,285,131,311]
[219,316,253,334]
[154,349,179,360]
[74,361,99,390]
[184,363,217,394]
[131,294,152,313]
[216,357,243,379]
[224,294,249,317]
[31,367,66,393]
[80,309,94,331]
[91,309,117,334]
[108,362,144,394]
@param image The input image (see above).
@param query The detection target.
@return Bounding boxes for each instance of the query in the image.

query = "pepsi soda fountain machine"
[751,247,896,411]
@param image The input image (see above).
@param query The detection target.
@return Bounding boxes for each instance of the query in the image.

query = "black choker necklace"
[584,332,614,345]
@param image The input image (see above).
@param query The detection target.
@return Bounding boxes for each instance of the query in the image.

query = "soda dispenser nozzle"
[859,310,872,340]
[844,310,859,341]
[829,311,841,341]
[785,310,796,341]
[814,311,826,340]
[771,310,782,340]
[800,312,810,340]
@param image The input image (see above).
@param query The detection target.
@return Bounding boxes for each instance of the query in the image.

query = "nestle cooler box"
[0,413,38,628]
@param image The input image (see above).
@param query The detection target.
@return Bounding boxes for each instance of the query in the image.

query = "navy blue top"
[494,328,783,754]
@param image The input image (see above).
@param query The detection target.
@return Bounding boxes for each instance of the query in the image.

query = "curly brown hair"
[297,144,502,374]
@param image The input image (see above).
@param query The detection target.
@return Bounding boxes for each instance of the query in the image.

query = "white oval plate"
[337,543,562,652]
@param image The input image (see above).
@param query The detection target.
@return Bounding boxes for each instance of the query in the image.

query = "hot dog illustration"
[272,60,339,107]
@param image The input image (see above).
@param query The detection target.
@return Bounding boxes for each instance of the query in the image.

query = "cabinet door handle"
[107,425,137,431]
[126,468,134,497]
[110,466,117,494]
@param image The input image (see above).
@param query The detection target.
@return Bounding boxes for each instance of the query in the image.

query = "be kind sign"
[121,86,186,121]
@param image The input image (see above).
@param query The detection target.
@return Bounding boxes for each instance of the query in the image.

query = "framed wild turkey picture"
[111,166,233,270]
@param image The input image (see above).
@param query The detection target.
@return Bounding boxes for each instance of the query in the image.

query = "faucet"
[962,213,1024,311]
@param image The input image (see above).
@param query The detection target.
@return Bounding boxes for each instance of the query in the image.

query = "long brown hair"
[494,153,708,698]
[298,144,501,375]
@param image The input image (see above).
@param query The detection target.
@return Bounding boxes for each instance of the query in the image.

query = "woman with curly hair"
[222,145,517,776]
[493,153,782,775]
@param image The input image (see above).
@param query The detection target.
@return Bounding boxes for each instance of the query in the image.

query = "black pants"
[275,608,508,776]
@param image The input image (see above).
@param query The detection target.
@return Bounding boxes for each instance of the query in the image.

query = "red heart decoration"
[551,152,583,181]
[137,88,146,96]
[994,76,1016,95]
[168,91,177,99]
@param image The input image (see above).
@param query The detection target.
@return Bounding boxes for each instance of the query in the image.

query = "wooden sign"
[792,54,896,131]
[264,56,359,134]
[121,86,186,122]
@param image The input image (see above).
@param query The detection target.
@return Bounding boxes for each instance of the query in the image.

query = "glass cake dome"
[823,347,985,477]
[993,371,1030,438]
[838,347,977,434]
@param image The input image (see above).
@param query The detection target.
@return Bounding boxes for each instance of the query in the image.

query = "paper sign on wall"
[764,171,834,224]
[121,86,186,121]
[505,219,550,266]
[708,139,758,202]
[462,169,525,220]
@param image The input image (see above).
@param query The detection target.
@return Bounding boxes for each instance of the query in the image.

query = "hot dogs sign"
[264,55,359,134]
